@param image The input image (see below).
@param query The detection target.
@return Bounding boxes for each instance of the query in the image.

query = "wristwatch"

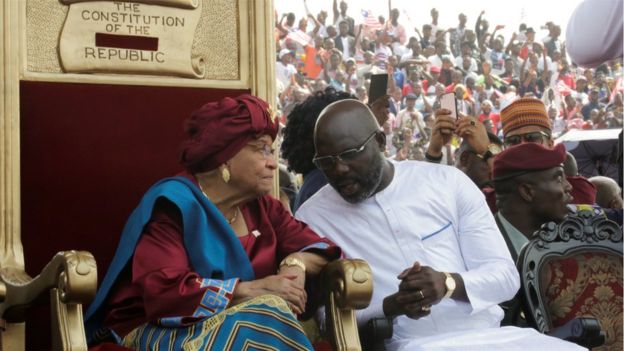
[476,143,502,162]
[443,272,456,299]
[279,256,306,273]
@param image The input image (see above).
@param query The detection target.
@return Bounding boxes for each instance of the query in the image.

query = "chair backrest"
[517,209,622,349]
[20,83,247,350]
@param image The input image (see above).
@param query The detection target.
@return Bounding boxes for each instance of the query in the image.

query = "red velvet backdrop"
[19,81,248,350]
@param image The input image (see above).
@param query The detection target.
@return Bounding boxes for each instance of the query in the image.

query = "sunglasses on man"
[504,131,550,147]
[313,131,378,170]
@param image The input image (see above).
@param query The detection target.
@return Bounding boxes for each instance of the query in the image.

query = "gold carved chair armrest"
[0,250,97,351]
[321,258,373,351]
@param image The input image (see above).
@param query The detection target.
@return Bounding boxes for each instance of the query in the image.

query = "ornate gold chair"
[0,1,373,350]
[517,208,622,350]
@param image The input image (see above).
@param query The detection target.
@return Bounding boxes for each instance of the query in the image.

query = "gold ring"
[470,120,476,126]
[421,305,431,312]
[417,290,425,300]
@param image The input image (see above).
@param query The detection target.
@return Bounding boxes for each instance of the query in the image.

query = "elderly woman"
[85,95,340,350]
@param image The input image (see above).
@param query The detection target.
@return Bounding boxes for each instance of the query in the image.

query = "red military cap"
[567,176,597,204]
[493,143,567,181]
[180,94,278,173]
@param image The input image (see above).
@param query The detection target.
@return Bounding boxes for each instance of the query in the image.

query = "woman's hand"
[234,275,307,314]
[278,261,306,292]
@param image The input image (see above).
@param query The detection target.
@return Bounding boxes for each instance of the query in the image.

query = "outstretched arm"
[488,25,503,48]
[276,14,289,37]
[505,32,517,55]
[475,10,484,42]
[308,14,321,36]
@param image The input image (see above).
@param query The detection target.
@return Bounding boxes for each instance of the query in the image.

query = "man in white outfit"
[296,100,584,351]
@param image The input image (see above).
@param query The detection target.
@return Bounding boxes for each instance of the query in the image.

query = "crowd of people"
[275,0,623,163]
[274,2,622,348]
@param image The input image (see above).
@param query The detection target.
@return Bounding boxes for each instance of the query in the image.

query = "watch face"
[445,273,456,289]
[489,143,503,155]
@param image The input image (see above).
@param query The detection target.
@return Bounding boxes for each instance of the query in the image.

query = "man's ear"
[375,131,386,150]
[458,150,470,168]
[608,196,623,209]
[518,182,535,202]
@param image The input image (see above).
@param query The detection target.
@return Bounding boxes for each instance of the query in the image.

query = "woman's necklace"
[197,180,239,224]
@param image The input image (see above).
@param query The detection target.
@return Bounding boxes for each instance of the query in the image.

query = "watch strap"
[480,150,494,162]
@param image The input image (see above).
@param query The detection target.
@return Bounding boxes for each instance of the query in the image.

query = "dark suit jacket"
[337,16,355,36]
[334,35,356,58]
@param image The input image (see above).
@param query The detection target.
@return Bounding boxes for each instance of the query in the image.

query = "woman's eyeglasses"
[504,131,550,146]
[313,132,378,170]
[259,144,275,158]
[248,142,275,158]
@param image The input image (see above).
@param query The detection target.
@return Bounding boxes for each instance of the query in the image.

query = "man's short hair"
[281,88,356,176]
[589,176,622,208]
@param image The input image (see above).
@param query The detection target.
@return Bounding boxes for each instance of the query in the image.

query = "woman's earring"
[221,167,231,183]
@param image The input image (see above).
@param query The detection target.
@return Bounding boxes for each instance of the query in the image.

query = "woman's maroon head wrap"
[180,94,278,173]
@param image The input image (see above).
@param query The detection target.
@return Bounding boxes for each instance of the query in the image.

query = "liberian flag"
[361,10,382,29]
[286,30,312,46]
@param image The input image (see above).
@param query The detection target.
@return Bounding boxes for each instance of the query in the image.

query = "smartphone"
[440,92,458,119]
[368,74,389,105]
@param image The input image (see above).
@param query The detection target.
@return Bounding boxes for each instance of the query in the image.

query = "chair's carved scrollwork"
[0,251,97,350]
[322,259,373,351]
[535,211,622,249]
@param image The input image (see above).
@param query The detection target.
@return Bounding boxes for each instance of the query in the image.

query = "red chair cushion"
[540,252,623,350]
[20,81,248,350]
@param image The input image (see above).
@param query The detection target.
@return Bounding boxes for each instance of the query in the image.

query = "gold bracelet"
[279,256,306,273]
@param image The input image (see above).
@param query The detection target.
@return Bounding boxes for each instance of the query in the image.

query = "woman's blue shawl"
[84,176,254,339]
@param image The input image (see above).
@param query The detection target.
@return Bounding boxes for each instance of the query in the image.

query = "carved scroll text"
[59,1,205,78]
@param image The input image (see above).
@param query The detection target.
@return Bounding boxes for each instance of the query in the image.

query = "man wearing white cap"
[276,49,297,89]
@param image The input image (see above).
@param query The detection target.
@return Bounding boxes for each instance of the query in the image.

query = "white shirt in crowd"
[537,55,554,74]
[454,55,478,73]
[297,161,584,351]
[275,61,297,89]
[428,55,443,69]
[340,36,352,60]
[485,48,506,76]
[396,109,426,136]
[400,51,428,64]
